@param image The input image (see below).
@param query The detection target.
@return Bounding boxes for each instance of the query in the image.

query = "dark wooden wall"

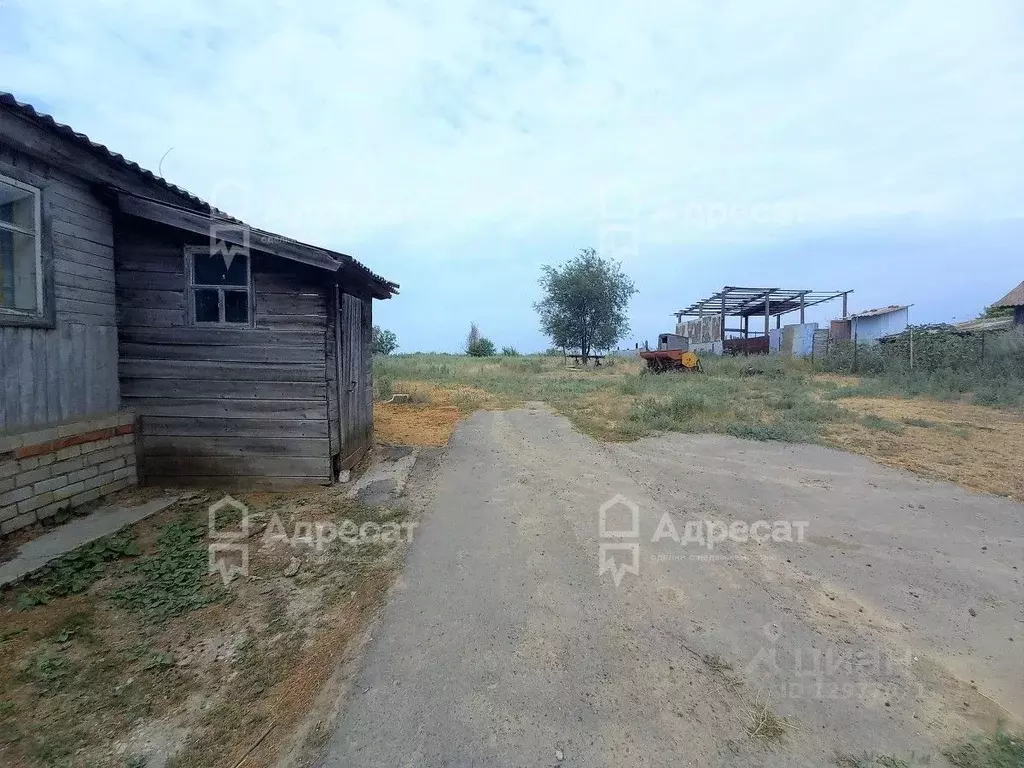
[2,108,384,484]
[0,145,119,430]
[326,287,340,460]
[115,218,333,487]
[335,290,373,469]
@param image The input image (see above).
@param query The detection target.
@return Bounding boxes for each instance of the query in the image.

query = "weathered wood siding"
[326,287,340,459]
[115,218,332,487]
[0,145,119,430]
[336,290,373,468]
[358,293,373,449]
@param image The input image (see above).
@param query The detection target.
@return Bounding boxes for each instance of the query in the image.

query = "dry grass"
[566,389,639,441]
[746,691,796,741]
[374,383,508,446]
[374,353,1024,499]
[374,403,463,447]
[812,373,863,387]
[825,396,1024,499]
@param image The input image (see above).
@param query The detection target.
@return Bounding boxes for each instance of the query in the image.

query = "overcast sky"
[2,1,1022,351]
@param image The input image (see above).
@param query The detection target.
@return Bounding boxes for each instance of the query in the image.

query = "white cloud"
[2,0,1022,257]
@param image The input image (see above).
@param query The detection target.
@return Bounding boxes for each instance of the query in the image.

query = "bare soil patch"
[374,383,506,446]
[0,486,409,768]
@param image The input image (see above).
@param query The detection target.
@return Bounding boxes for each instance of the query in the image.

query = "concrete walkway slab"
[0,496,178,586]
[344,447,418,506]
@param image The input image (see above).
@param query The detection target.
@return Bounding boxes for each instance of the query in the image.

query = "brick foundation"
[0,411,137,536]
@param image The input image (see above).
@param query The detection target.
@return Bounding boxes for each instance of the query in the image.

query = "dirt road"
[324,405,1023,767]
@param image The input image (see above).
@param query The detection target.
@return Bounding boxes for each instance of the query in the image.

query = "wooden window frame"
[184,245,254,328]
[0,171,44,322]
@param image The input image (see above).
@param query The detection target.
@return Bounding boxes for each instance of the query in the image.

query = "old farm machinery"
[638,333,703,373]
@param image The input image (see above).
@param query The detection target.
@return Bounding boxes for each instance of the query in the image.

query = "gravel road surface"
[325,405,1023,767]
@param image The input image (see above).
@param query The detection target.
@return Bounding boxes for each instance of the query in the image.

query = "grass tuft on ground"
[859,414,905,434]
[0,490,408,767]
[745,693,794,742]
[944,728,1024,768]
[373,352,1024,498]
[834,752,931,767]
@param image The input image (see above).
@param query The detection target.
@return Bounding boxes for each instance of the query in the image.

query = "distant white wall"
[775,323,818,357]
[852,308,909,344]
[691,340,723,355]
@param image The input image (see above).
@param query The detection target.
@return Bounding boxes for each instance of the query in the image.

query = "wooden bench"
[567,354,605,367]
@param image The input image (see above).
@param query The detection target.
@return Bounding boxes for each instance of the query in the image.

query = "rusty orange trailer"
[638,349,702,373]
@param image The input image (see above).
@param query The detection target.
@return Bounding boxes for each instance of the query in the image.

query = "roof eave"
[993,280,1024,308]
[2,92,399,298]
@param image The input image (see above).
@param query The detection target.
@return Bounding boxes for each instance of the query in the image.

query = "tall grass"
[623,362,846,442]
[372,353,852,443]
[819,327,1024,406]
[372,334,1023,445]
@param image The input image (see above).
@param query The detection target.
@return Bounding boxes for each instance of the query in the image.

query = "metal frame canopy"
[674,286,852,320]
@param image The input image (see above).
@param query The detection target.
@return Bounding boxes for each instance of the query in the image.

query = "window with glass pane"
[187,248,251,325]
[0,175,41,315]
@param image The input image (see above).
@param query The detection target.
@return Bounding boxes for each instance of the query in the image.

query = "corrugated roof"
[849,305,909,319]
[0,92,216,211]
[675,286,852,318]
[0,92,397,294]
[956,316,1015,333]
[993,280,1024,308]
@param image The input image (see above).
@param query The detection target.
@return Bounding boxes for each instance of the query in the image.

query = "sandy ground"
[325,405,1023,767]
[373,384,505,446]
[826,396,1024,499]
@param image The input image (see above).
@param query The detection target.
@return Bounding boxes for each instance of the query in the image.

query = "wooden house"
[0,93,397,535]
[993,280,1024,326]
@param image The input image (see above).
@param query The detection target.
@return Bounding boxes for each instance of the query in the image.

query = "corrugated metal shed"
[849,305,909,319]
[851,305,910,344]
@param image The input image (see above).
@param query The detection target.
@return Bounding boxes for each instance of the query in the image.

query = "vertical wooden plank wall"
[325,284,340,463]
[116,219,332,487]
[335,289,373,468]
[359,294,373,444]
[0,146,119,431]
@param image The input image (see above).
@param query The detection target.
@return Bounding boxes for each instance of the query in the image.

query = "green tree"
[534,248,637,361]
[467,337,496,357]
[372,326,398,355]
[465,323,495,356]
[465,322,481,352]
